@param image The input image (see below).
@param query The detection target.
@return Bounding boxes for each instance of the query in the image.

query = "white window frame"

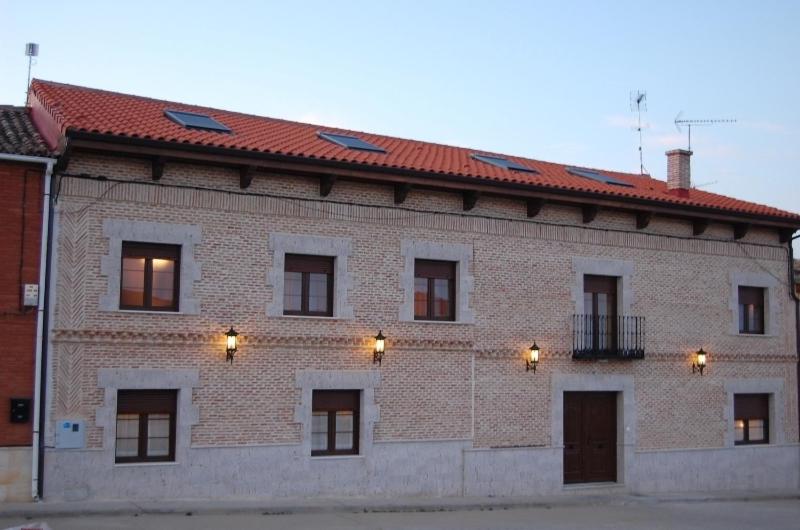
[729,272,779,337]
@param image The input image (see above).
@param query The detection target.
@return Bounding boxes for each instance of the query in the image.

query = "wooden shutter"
[414,259,455,279]
[312,390,359,411]
[285,254,334,274]
[738,286,764,306]
[117,390,177,414]
[734,394,768,419]
[122,242,181,260]
[584,275,618,294]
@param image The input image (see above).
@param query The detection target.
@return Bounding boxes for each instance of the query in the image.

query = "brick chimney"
[666,149,692,196]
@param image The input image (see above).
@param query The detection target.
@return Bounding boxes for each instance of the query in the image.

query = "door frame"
[551,374,636,486]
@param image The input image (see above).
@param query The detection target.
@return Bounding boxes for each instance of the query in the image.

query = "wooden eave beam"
[733,223,751,240]
[394,183,412,204]
[151,157,165,181]
[65,135,800,231]
[320,175,336,197]
[582,205,599,224]
[635,212,652,230]
[693,219,710,236]
[239,166,254,189]
[526,198,545,218]
[463,191,480,211]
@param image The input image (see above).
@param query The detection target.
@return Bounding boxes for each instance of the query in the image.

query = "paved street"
[2,499,799,530]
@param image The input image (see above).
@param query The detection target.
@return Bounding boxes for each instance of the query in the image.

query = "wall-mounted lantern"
[526,342,540,373]
[225,327,239,364]
[373,330,386,366]
[692,347,707,376]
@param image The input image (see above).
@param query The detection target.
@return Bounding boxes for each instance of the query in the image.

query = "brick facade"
[41,152,799,500]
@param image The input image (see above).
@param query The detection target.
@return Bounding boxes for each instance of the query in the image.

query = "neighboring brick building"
[0,106,55,501]
[25,80,800,501]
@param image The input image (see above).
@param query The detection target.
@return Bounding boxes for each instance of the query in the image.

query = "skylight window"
[566,167,634,188]
[471,154,537,173]
[318,132,386,153]
[164,110,231,133]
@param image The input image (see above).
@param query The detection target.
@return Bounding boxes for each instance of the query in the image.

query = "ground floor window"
[115,389,177,463]
[734,393,769,445]
[311,390,360,456]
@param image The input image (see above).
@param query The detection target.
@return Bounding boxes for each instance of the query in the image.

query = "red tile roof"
[28,79,800,224]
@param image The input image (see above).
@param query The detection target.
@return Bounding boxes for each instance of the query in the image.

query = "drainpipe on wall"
[0,154,56,501]
[791,234,800,447]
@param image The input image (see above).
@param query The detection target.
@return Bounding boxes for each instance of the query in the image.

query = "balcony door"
[583,275,618,354]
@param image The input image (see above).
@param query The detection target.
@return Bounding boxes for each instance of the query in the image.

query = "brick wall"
[0,161,44,447]
[47,153,798,452]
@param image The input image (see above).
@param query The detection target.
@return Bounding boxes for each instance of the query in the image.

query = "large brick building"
[22,80,800,501]
[0,107,55,501]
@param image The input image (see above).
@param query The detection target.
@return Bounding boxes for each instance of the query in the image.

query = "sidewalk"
[3,489,799,518]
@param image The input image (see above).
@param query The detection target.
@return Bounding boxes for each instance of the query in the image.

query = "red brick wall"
[0,161,44,446]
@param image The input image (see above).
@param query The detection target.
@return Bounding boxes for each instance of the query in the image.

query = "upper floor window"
[115,389,177,463]
[414,259,456,321]
[283,254,334,317]
[120,242,180,311]
[311,390,360,456]
[734,393,769,445]
[738,286,765,334]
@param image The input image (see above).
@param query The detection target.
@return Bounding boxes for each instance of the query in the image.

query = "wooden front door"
[563,392,617,484]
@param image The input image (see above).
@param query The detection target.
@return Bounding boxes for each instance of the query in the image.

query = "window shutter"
[734,393,769,419]
[122,242,181,260]
[414,259,456,279]
[738,286,764,306]
[584,275,618,294]
[117,390,177,414]
[312,390,359,411]
[285,254,334,274]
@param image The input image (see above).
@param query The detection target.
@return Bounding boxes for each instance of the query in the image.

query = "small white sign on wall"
[22,283,39,307]
[55,420,85,449]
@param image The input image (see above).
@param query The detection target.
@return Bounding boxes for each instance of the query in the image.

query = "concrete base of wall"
[42,442,800,502]
[0,446,32,502]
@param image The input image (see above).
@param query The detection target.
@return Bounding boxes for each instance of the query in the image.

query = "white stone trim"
[571,257,634,315]
[723,378,785,447]
[95,369,200,466]
[266,233,354,319]
[294,370,380,458]
[399,240,475,323]
[728,272,779,336]
[99,220,202,314]
[551,374,636,486]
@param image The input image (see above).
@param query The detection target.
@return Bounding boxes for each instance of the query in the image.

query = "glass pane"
[121,257,145,306]
[148,414,170,437]
[414,278,428,318]
[335,411,354,450]
[115,413,140,458]
[283,271,302,312]
[734,419,745,442]
[147,437,169,456]
[739,304,746,332]
[311,411,328,451]
[115,438,139,458]
[748,419,765,442]
[433,278,451,318]
[151,259,175,307]
[308,273,329,313]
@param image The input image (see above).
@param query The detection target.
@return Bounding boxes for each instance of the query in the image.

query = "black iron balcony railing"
[572,314,645,360]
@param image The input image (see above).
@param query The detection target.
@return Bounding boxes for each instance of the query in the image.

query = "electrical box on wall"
[10,398,31,423]
[56,420,85,449]
[23,284,39,307]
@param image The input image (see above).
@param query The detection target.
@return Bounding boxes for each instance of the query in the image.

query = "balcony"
[572,314,645,360]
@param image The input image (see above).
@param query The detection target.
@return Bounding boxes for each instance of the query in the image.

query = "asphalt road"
[2,499,799,530]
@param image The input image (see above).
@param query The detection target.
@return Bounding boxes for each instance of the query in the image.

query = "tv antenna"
[630,90,647,174]
[25,42,39,103]
[674,112,736,150]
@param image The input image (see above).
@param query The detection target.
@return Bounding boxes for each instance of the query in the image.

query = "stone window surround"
[551,374,636,486]
[267,233,354,319]
[294,370,380,458]
[96,369,200,466]
[99,220,202,314]
[728,272,779,337]
[571,257,634,316]
[399,240,475,323]
[723,378,785,448]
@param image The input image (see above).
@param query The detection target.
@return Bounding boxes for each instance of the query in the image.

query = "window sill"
[114,461,179,467]
[407,319,474,326]
[276,314,351,321]
[310,454,364,461]
[734,442,771,448]
[730,331,775,338]
[114,309,185,315]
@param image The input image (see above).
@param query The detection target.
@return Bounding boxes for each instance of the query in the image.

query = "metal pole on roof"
[25,43,39,104]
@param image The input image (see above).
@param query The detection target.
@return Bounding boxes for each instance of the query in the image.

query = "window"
[164,110,231,132]
[115,390,177,463]
[734,394,769,445]
[311,390,360,456]
[738,286,765,334]
[120,242,180,311]
[414,259,456,321]
[283,254,334,317]
[582,275,618,352]
[317,132,386,153]
[566,167,634,188]
[471,154,537,173]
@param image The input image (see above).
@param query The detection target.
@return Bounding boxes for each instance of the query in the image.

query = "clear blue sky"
[2,0,798,250]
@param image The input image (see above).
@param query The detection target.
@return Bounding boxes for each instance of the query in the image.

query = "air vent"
[318,132,386,153]
[566,167,634,187]
[471,154,537,173]
[164,110,231,133]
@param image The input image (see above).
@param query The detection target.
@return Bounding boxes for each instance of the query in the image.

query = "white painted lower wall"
[42,441,800,501]
[0,446,32,502]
